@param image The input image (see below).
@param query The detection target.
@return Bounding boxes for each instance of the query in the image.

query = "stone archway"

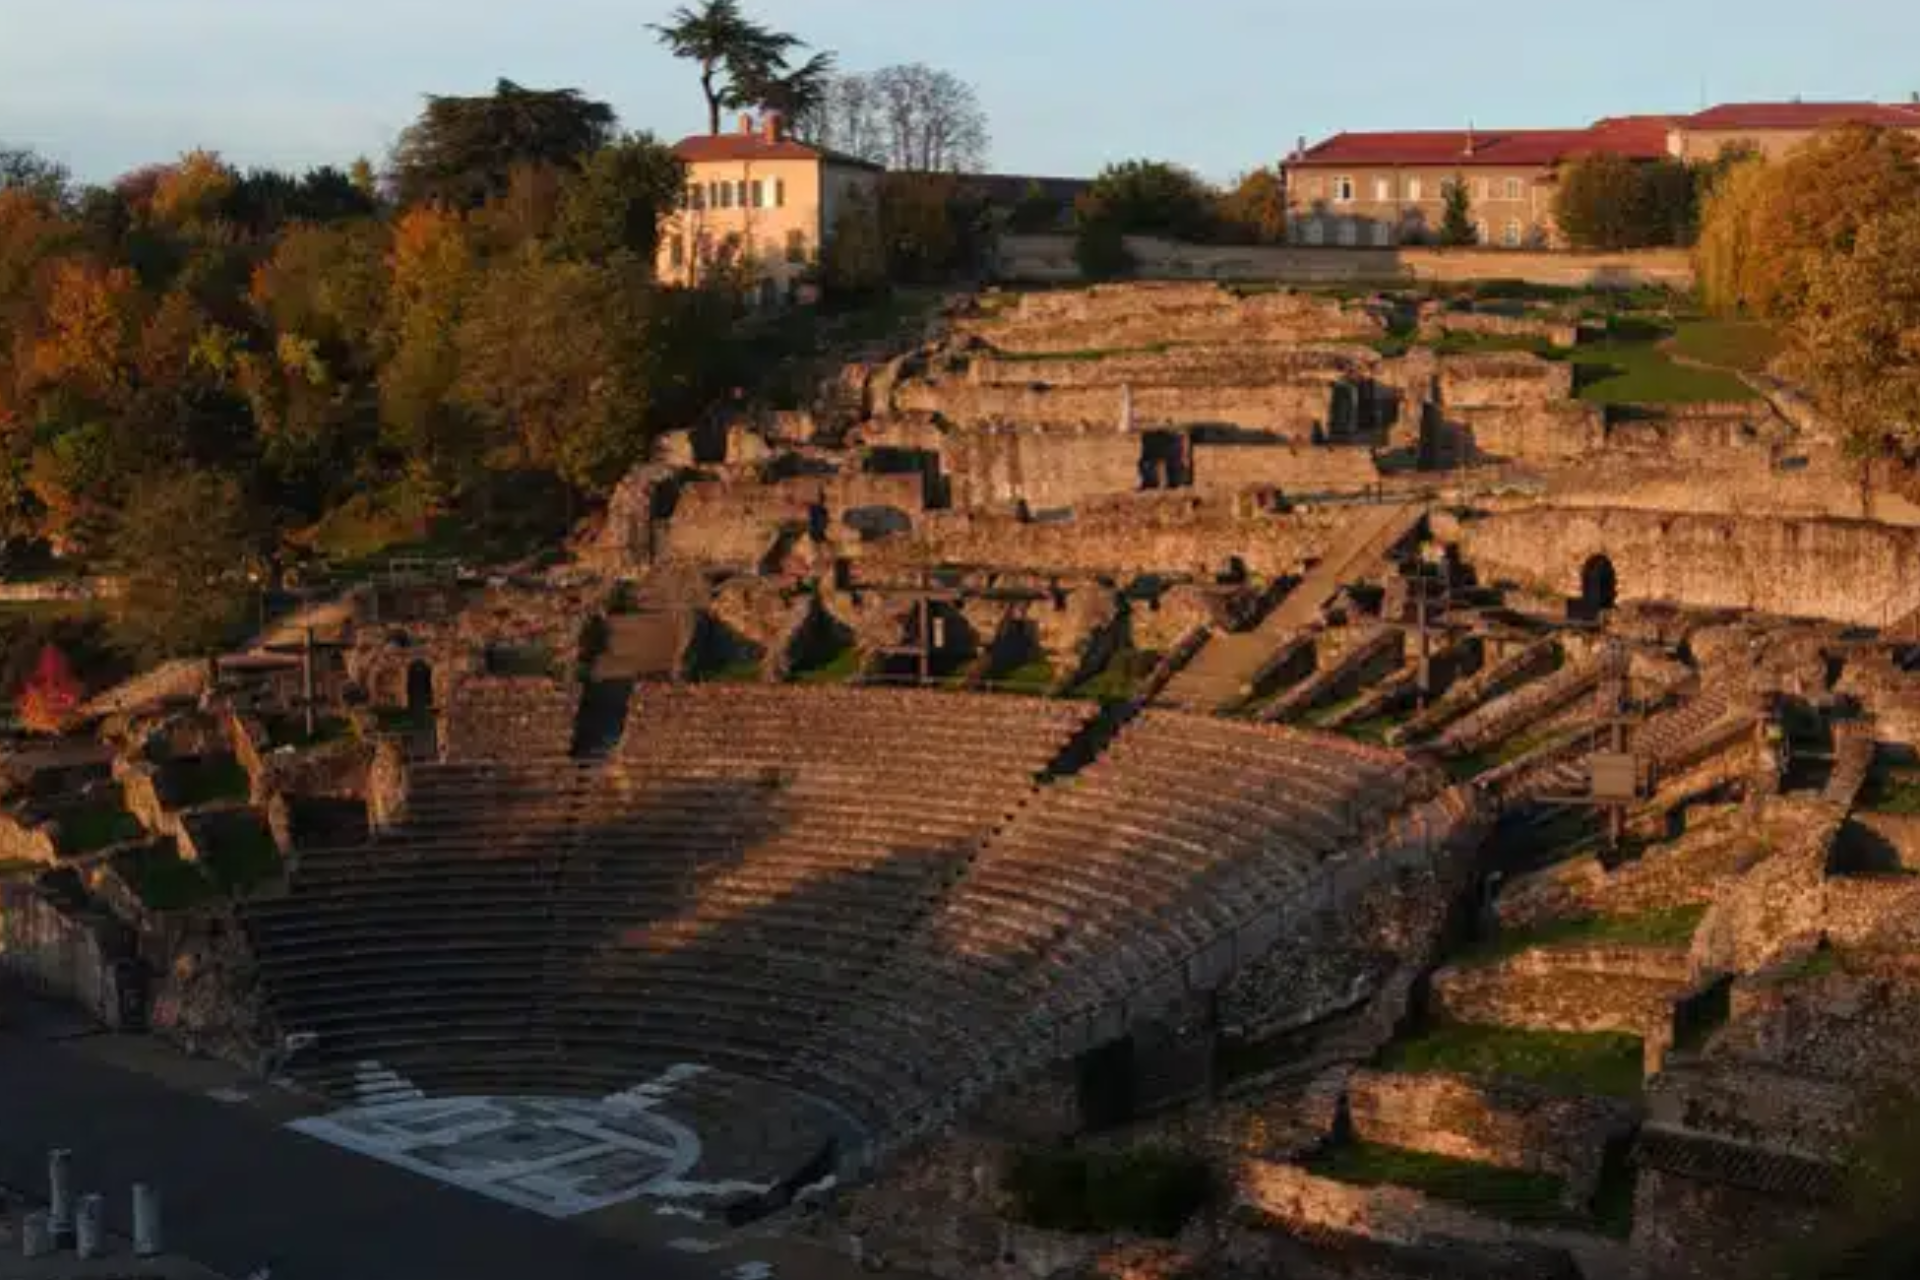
[405,660,434,717]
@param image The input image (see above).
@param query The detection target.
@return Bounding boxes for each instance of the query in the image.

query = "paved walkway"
[0,1010,914,1280]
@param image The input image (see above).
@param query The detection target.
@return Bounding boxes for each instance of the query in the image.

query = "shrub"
[1006,1146,1212,1238]
[1074,218,1135,282]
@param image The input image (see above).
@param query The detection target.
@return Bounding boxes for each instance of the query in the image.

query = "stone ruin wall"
[892,379,1343,438]
[958,282,1386,354]
[962,343,1376,391]
[1343,1068,1636,1206]
[1630,1171,1826,1280]
[862,494,1344,579]
[1457,506,1920,626]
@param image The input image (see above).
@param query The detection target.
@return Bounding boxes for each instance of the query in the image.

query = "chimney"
[763,111,784,143]
[1295,134,1307,161]
[1463,123,1477,158]
[738,112,755,136]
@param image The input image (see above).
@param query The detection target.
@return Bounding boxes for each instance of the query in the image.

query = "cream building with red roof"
[657,112,883,304]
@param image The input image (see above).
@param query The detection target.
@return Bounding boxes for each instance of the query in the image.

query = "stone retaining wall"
[1344,1069,1636,1206]
[1497,818,1762,930]
[865,495,1341,579]
[1431,945,1691,1046]
[1458,507,1920,626]
[1644,1062,1857,1164]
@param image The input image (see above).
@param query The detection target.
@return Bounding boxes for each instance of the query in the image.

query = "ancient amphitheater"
[9,280,1920,1279]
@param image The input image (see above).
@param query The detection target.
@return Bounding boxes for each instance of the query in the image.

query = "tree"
[878,173,992,282]
[1785,205,1920,459]
[378,206,482,488]
[0,147,70,206]
[1007,180,1065,234]
[1555,153,1700,251]
[552,134,686,264]
[1217,168,1289,245]
[1078,161,1216,241]
[819,187,887,298]
[650,0,805,136]
[16,644,82,734]
[1439,176,1477,246]
[1074,216,1135,281]
[739,52,837,132]
[1695,124,1920,318]
[808,66,989,172]
[389,79,617,209]
[110,469,258,659]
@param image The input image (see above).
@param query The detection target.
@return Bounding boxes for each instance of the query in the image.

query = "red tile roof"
[1680,102,1920,131]
[672,134,884,171]
[1290,118,1671,169]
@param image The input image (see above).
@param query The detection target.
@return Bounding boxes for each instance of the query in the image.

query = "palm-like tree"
[743,52,838,140]
[650,0,802,135]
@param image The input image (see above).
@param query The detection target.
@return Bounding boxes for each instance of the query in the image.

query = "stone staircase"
[1155,501,1423,712]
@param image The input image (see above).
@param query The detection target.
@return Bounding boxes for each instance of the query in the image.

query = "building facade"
[1283,117,1671,249]
[1285,102,1920,249]
[657,114,883,305]
[1665,101,1920,163]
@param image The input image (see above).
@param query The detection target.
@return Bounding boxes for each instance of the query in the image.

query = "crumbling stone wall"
[1453,402,1605,462]
[869,494,1340,579]
[1344,1069,1636,1206]
[892,379,1342,437]
[150,913,270,1069]
[1645,1062,1858,1164]
[1431,946,1692,1037]
[1457,507,1920,625]
[1436,353,1574,408]
[1630,1170,1825,1280]
[959,282,1385,353]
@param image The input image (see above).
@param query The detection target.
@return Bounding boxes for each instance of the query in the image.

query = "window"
[1371,221,1393,247]
[1337,217,1358,246]
[1474,178,1490,201]
[1373,177,1393,202]
[718,182,734,210]
[736,180,749,207]
[1475,220,1489,245]
[774,178,787,208]
[1504,177,1524,200]
[786,229,807,263]
[1502,219,1523,247]
[1407,177,1424,202]
[751,179,765,208]
[1334,175,1356,204]
[669,236,685,268]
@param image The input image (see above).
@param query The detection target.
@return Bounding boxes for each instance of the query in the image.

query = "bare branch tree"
[808,64,988,172]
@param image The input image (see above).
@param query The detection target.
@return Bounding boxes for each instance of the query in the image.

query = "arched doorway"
[1577,555,1618,621]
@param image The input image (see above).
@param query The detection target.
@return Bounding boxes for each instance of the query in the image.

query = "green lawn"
[791,646,863,685]
[1306,1141,1569,1224]
[59,804,144,855]
[1072,649,1162,704]
[1571,323,1758,404]
[1669,319,1783,375]
[1462,904,1707,967]
[995,656,1056,695]
[1377,1022,1645,1099]
[1859,768,1920,815]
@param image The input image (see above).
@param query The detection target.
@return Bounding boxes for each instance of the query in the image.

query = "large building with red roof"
[1282,102,1920,249]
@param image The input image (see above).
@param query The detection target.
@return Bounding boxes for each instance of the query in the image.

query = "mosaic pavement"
[288,1063,767,1219]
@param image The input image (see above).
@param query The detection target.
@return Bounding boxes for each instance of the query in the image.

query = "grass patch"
[1378,1022,1645,1099]
[696,656,763,683]
[994,342,1175,363]
[995,656,1056,695]
[791,645,863,685]
[1307,1141,1568,1223]
[167,757,252,808]
[1462,904,1707,966]
[1775,947,1843,983]
[112,845,215,912]
[1859,767,1920,815]
[1670,319,1783,375]
[1340,715,1398,746]
[58,804,144,855]
[1571,321,1757,404]
[1072,648,1162,704]
[371,706,433,735]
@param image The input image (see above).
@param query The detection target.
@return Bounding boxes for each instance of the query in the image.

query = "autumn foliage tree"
[16,645,83,733]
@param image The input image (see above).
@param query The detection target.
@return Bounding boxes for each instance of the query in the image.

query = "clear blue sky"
[2,0,1916,184]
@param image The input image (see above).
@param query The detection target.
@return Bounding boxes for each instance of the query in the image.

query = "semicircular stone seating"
[243,683,1417,1157]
